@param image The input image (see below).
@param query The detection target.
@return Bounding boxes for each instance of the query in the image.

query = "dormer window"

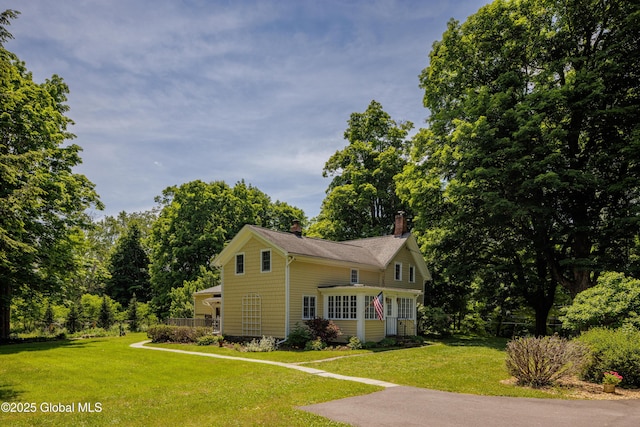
[350,269,359,284]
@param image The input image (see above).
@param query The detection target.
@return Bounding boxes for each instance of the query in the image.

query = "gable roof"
[213,225,430,279]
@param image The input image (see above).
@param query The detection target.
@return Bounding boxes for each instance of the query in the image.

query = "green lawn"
[0,334,571,426]
[0,333,374,426]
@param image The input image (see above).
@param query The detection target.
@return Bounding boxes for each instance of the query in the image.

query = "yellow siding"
[287,260,379,332]
[383,246,425,293]
[194,294,214,318]
[222,236,286,338]
[364,320,386,342]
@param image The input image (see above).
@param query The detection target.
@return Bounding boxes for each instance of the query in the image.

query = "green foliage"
[168,267,217,319]
[561,272,640,332]
[0,11,102,338]
[304,317,342,343]
[578,327,640,388]
[98,296,114,329]
[505,336,588,388]
[196,335,224,346]
[286,323,312,348]
[309,100,413,240]
[304,338,326,351]
[417,304,451,336]
[347,336,363,350]
[146,325,211,343]
[65,303,82,333]
[244,336,277,352]
[42,302,55,331]
[149,180,304,318]
[397,0,640,336]
[377,337,397,348]
[106,224,151,305]
[127,295,139,332]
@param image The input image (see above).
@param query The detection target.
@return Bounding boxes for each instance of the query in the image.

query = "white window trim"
[409,265,415,283]
[302,295,316,320]
[326,295,357,320]
[350,269,359,284]
[260,249,271,273]
[235,252,245,275]
[397,297,415,320]
[395,262,402,281]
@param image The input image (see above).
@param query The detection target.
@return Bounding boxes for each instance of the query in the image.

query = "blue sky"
[5,0,489,220]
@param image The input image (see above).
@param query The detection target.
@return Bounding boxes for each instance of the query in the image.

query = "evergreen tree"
[127,295,139,332]
[106,224,151,305]
[98,296,114,329]
[66,303,82,333]
[42,302,55,331]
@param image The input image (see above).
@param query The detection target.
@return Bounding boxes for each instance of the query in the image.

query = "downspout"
[285,255,295,339]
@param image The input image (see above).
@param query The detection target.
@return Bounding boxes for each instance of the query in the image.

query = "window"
[327,295,357,319]
[235,253,245,275]
[261,249,271,272]
[350,269,359,284]
[385,297,393,316]
[394,262,402,281]
[302,296,316,319]
[397,298,414,319]
[409,265,415,283]
[365,295,385,320]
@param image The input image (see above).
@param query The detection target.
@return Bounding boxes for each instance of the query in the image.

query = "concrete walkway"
[131,341,640,426]
[130,340,396,387]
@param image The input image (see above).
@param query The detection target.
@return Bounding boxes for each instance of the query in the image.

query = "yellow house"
[211,214,430,342]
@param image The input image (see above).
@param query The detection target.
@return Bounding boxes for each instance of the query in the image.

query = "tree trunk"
[0,281,11,340]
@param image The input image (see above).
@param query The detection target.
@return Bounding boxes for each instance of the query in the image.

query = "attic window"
[261,249,271,273]
[409,265,415,283]
[350,269,359,284]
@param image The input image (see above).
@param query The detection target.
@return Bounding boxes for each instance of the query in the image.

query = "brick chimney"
[394,211,408,237]
[290,219,302,237]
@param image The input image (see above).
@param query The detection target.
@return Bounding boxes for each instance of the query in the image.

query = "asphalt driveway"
[300,386,640,427]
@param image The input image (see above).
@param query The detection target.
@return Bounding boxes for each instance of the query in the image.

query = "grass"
[0,333,577,426]
[0,333,375,426]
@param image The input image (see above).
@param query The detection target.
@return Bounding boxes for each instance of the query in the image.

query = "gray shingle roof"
[248,225,408,269]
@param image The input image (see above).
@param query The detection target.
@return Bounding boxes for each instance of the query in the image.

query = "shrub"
[304,317,342,343]
[377,337,397,348]
[561,272,640,332]
[147,325,211,343]
[197,335,224,346]
[305,338,326,351]
[417,305,451,336]
[244,336,277,352]
[505,335,588,387]
[578,327,640,387]
[347,336,363,350]
[286,323,312,348]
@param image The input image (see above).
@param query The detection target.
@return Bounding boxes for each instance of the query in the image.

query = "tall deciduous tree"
[149,180,304,318]
[106,224,151,305]
[309,100,413,240]
[0,11,101,338]
[398,0,640,335]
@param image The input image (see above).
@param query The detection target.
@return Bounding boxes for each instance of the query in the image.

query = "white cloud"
[5,0,490,219]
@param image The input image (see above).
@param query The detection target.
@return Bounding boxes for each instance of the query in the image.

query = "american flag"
[373,292,384,321]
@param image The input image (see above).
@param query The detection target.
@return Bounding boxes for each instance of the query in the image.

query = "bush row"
[146,325,213,343]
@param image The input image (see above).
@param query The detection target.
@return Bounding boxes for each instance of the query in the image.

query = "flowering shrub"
[603,371,623,385]
[244,336,277,352]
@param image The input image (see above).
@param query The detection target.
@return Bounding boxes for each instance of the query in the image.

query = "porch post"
[356,294,365,341]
